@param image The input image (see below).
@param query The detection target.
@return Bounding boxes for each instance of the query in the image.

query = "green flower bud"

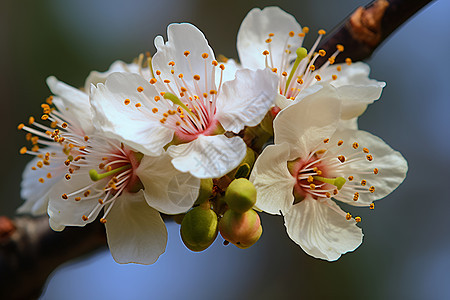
[180,204,218,252]
[219,209,262,249]
[225,178,256,213]
[194,178,214,205]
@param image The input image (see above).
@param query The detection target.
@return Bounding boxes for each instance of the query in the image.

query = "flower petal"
[321,62,386,120]
[284,198,363,261]
[274,84,341,156]
[237,7,302,70]
[215,68,278,133]
[84,60,151,91]
[90,72,174,156]
[153,23,215,91]
[136,153,200,214]
[275,84,323,110]
[18,151,63,216]
[250,143,296,215]
[105,191,168,265]
[332,129,408,206]
[168,135,246,179]
[47,174,103,230]
[47,76,94,134]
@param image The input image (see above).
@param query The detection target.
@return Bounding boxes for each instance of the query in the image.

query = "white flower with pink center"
[90,23,278,179]
[250,85,407,261]
[234,6,386,129]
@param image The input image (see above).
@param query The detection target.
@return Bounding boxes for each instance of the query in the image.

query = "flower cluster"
[17,6,407,263]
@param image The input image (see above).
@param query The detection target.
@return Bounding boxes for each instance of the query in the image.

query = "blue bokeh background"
[1,0,449,299]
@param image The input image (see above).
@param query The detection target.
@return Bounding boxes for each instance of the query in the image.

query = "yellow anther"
[307,176,314,183]
[282,71,288,77]
[345,58,352,65]
[28,116,35,125]
[262,50,270,55]
[338,155,346,163]
[352,142,359,149]
[168,61,175,66]
[370,203,375,210]
[315,75,321,81]
[363,148,369,153]
[355,217,361,223]
[353,192,359,201]
[309,65,315,71]
[137,86,144,92]
[318,29,326,35]
[100,218,107,224]
[149,78,157,84]
[19,147,27,154]
[298,33,305,37]
[152,108,158,113]
[337,66,342,72]
[47,173,52,178]
[369,186,375,193]
[65,174,71,180]
[75,197,81,201]
[323,138,330,144]
[193,75,200,81]
[373,168,379,174]
[164,79,171,84]
[203,93,208,98]
[325,192,331,198]
[348,176,354,181]
[336,44,344,52]
[41,114,49,121]
[269,33,274,37]
[39,178,44,183]
[184,51,190,57]
[302,27,309,33]
[346,213,352,220]
[361,179,367,186]
[318,49,326,56]
[219,64,225,70]
[332,75,338,80]
[50,121,57,128]
[37,161,43,168]
[176,121,181,126]
[46,96,53,105]
[154,96,160,102]
[310,184,316,190]
[61,193,68,200]
[209,89,217,95]
[123,99,130,105]
[297,78,304,84]
[328,57,336,64]
[82,215,89,221]
[135,103,142,108]
[61,122,68,128]
[156,70,161,76]
[31,145,39,152]
[333,189,338,195]
[163,112,169,117]
[212,60,218,66]
[366,154,373,161]
[84,190,91,197]
[289,31,295,37]
[265,38,272,43]
[98,199,104,205]
[337,140,343,146]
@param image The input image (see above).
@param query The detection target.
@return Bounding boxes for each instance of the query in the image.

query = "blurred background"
[1,0,449,299]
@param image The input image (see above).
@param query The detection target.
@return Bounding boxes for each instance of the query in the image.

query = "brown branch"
[1,0,434,298]
[316,0,434,67]
[0,215,106,299]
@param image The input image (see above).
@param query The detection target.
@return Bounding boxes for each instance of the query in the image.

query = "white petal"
[168,135,246,179]
[105,191,168,265]
[90,72,174,156]
[250,143,296,215]
[285,198,363,261]
[321,62,386,120]
[220,58,242,83]
[152,23,215,92]
[46,76,94,134]
[18,147,66,216]
[332,129,408,206]
[84,60,151,91]
[136,153,200,214]
[274,84,341,156]
[216,68,278,132]
[275,84,323,110]
[47,174,103,229]
[338,117,359,130]
[237,7,302,70]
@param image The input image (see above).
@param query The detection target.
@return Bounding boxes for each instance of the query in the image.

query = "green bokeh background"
[2,0,449,299]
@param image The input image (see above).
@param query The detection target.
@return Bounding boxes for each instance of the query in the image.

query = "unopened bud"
[219,209,262,249]
[194,178,213,205]
[180,205,218,252]
[225,178,256,213]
